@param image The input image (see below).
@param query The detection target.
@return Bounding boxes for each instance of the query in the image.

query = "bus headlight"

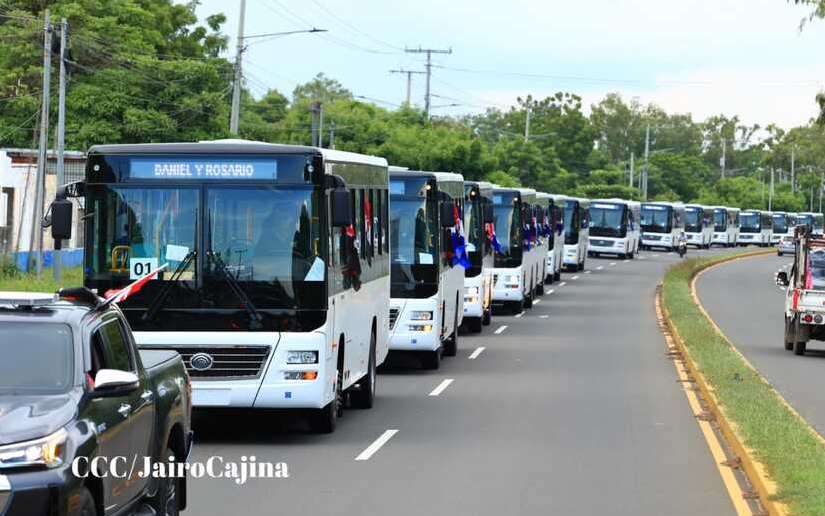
[286,351,318,364]
[0,428,67,469]
[409,311,433,321]
[465,287,480,305]
[408,324,433,332]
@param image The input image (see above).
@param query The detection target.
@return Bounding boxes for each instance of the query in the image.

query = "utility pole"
[229,0,247,134]
[769,168,774,211]
[404,46,452,119]
[629,152,635,189]
[791,147,796,193]
[53,17,68,282]
[820,173,823,213]
[389,69,425,106]
[720,138,726,178]
[328,121,335,149]
[642,125,650,200]
[524,105,531,142]
[310,102,323,147]
[28,10,52,275]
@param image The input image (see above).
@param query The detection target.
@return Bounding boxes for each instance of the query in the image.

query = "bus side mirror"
[483,205,494,224]
[775,271,789,287]
[332,189,352,227]
[440,203,454,228]
[50,199,74,243]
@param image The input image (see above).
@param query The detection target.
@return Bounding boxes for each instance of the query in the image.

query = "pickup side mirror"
[49,199,74,243]
[775,271,790,287]
[440,202,455,228]
[331,189,352,227]
[93,369,139,397]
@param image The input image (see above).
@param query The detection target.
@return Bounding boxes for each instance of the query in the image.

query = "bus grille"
[157,346,271,379]
[389,308,400,330]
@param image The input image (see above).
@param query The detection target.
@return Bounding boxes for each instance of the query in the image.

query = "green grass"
[0,267,83,293]
[662,251,825,516]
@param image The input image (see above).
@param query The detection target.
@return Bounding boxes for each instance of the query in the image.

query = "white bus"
[537,193,565,283]
[518,188,547,301]
[795,212,825,236]
[587,199,640,259]
[771,211,795,244]
[62,140,389,433]
[684,204,714,249]
[563,197,591,270]
[462,180,494,333]
[388,170,465,369]
[641,202,685,251]
[737,210,773,246]
[711,206,739,247]
[491,186,542,313]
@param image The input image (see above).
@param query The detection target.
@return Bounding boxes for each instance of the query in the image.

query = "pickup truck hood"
[0,390,80,445]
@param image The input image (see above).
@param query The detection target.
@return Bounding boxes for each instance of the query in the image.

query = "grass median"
[0,266,82,292]
[662,251,825,516]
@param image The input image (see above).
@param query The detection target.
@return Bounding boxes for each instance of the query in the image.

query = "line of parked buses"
[48,141,825,432]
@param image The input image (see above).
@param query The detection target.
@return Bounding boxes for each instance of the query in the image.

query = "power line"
[307,0,404,51]
[405,46,452,118]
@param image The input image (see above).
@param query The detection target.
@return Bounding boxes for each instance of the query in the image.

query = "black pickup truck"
[0,289,192,516]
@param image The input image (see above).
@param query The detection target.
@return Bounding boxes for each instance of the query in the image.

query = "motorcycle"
[677,240,687,258]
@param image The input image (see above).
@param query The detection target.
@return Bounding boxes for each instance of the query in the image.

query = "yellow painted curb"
[659,248,791,516]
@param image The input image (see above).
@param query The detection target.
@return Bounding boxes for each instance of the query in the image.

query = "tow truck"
[776,225,825,355]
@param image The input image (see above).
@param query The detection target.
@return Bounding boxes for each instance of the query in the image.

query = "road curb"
[659,248,790,516]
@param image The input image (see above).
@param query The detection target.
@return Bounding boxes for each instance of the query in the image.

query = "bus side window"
[375,189,382,255]
[382,190,389,254]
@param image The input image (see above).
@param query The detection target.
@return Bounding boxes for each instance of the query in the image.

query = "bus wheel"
[351,332,376,409]
[536,281,545,296]
[422,349,441,370]
[311,377,340,433]
[468,317,483,333]
[482,308,491,326]
[553,269,561,281]
[443,307,459,357]
[628,250,635,259]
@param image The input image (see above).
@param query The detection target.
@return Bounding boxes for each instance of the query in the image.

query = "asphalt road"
[697,252,825,436]
[185,250,735,516]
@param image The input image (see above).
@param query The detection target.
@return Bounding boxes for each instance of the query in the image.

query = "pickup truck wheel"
[784,316,794,350]
[153,447,180,516]
[350,333,376,409]
[77,486,97,516]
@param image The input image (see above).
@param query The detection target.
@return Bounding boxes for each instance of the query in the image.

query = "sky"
[191,0,825,129]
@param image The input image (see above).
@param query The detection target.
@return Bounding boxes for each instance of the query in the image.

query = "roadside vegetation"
[0,259,82,292]
[662,252,825,516]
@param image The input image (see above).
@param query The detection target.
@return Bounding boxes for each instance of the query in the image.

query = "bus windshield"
[589,203,625,238]
[493,193,523,268]
[564,203,580,244]
[740,213,762,233]
[684,209,702,233]
[773,214,789,234]
[713,210,727,232]
[463,187,485,276]
[85,184,325,313]
[390,179,439,298]
[641,206,672,233]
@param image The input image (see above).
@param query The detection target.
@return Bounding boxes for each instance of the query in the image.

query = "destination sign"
[129,157,278,180]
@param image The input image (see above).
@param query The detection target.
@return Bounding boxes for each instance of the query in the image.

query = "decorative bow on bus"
[450,204,471,268]
[523,221,535,251]
[485,222,502,254]
[541,213,552,238]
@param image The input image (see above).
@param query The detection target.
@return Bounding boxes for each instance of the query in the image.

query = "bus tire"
[628,250,635,259]
[443,306,459,357]
[467,316,483,333]
[536,281,545,296]
[482,307,491,326]
[423,349,441,370]
[553,270,561,281]
[350,331,376,409]
[577,259,585,272]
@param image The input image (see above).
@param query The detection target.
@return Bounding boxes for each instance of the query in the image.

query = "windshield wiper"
[206,251,264,330]
[142,250,197,322]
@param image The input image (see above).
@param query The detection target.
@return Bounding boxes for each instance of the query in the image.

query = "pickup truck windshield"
[641,206,672,233]
[589,203,625,238]
[0,323,73,394]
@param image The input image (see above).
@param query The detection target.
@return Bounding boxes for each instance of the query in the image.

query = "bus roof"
[390,169,464,183]
[643,201,684,208]
[88,140,389,168]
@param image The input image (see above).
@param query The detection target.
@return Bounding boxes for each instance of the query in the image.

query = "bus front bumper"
[588,238,626,255]
[491,269,524,303]
[389,298,441,351]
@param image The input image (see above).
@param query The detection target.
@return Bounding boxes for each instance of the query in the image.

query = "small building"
[0,148,85,265]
